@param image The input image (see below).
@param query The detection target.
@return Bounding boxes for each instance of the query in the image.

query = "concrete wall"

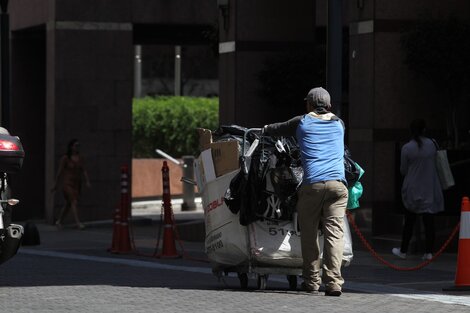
[219,0,316,127]
[348,0,470,234]
[132,159,183,199]
[11,27,46,220]
[47,26,134,222]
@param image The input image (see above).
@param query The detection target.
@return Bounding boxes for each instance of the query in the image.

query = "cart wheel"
[257,274,267,290]
[287,275,297,291]
[238,273,249,289]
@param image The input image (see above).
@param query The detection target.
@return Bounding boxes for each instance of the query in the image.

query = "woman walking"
[52,139,91,230]
[392,119,444,260]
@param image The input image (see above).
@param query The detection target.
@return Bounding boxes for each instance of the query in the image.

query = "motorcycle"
[0,127,25,265]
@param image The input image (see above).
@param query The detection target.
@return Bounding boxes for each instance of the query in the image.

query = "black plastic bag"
[344,145,360,187]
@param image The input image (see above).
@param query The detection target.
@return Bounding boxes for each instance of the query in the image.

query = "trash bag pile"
[219,125,303,226]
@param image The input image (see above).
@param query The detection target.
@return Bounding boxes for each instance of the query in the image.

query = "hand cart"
[198,128,352,290]
[199,128,303,290]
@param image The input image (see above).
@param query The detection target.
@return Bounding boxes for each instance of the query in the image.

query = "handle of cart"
[241,128,262,174]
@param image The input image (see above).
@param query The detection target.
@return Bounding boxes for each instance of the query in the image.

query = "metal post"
[327,0,342,118]
[0,0,10,129]
[174,45,182,96]
[134,45,142,98]
[181,156,195,211]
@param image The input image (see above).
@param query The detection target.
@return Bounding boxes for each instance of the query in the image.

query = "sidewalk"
[131,197,204,222]
[19,200,468,298]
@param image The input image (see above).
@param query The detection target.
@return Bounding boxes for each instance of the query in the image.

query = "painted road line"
[19,249,212,275]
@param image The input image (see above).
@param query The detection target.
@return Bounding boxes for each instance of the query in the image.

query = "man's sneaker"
[325,289,342,297]
[300,282,319,295]
[392,247,406,259]
[422,253,433,261]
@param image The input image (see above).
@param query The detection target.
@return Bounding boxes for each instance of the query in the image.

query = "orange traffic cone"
[118,219,132,253]
[108,207,121,253]
[454,196,470,288]
[444,196,470,291]
[117,165,132,253]
[161,223,179,258]
[157,161,180,258]
[109,166,133,254]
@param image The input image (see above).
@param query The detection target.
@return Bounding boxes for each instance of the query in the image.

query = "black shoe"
[325,289,342,297]
[301,282,319,295]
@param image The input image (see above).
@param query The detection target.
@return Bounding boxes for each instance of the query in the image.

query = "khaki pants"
[297,180,348,291]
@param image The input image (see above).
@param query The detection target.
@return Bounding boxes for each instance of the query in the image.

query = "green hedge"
[133,96,219,158]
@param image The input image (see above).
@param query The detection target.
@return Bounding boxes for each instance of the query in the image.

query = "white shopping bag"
[435,149,455,190]
[249,220,303,267]
[250,215,353,267]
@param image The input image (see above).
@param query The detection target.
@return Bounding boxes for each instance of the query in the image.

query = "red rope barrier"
[346,210,460,271]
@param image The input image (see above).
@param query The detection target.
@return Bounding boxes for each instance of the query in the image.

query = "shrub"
[133,96,219,158]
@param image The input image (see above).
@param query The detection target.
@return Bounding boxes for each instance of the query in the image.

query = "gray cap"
[304,87,331,108]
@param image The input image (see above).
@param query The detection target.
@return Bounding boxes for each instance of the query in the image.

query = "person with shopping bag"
[263,87,347,296]
[392,118,444,261]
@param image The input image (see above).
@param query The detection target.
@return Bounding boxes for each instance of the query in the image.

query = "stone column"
[45,21,133,223]
[218,0,316,127]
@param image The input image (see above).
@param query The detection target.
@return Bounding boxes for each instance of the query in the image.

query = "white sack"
[203,171,249,266]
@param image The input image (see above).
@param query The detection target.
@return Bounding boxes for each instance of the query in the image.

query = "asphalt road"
[0,212,469,313]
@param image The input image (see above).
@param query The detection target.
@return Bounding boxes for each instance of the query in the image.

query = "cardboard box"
[197,128,212,151]
[196,128,240,178]
[194,149,217,191]
[211,140,240,177]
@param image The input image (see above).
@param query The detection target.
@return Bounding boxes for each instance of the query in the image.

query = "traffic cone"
[108,207,121,253]
[444,196,470,291]
[118,219,132,253]
[161,223,179,258]
[157,161,180,258]
[109,166,132,254]
[117,165,132,253]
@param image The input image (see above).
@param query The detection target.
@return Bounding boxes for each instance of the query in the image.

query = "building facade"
[5,1,470,240]
[8,0,217,223]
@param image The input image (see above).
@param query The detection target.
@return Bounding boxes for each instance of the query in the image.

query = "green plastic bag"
[347,162,364,210]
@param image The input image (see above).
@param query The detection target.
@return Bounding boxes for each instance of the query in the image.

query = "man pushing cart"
[195,100,355,291]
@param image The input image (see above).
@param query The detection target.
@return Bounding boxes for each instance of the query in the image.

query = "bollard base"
[181,202,196,211]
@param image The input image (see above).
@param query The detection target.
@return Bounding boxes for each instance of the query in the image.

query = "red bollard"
[109,165,132,254]
[157,161,179,258]
[118,165,132,253]
[108,206,121,253]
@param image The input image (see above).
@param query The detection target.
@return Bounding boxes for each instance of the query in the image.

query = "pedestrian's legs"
[56,202,71,225]
[70,199,84,229]
[400,210,417,253]
[321,180,348,292]
[297,183,324,291]
[422,213,435,254]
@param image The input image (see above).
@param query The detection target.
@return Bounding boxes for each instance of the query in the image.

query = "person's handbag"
[432,139,455,190]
